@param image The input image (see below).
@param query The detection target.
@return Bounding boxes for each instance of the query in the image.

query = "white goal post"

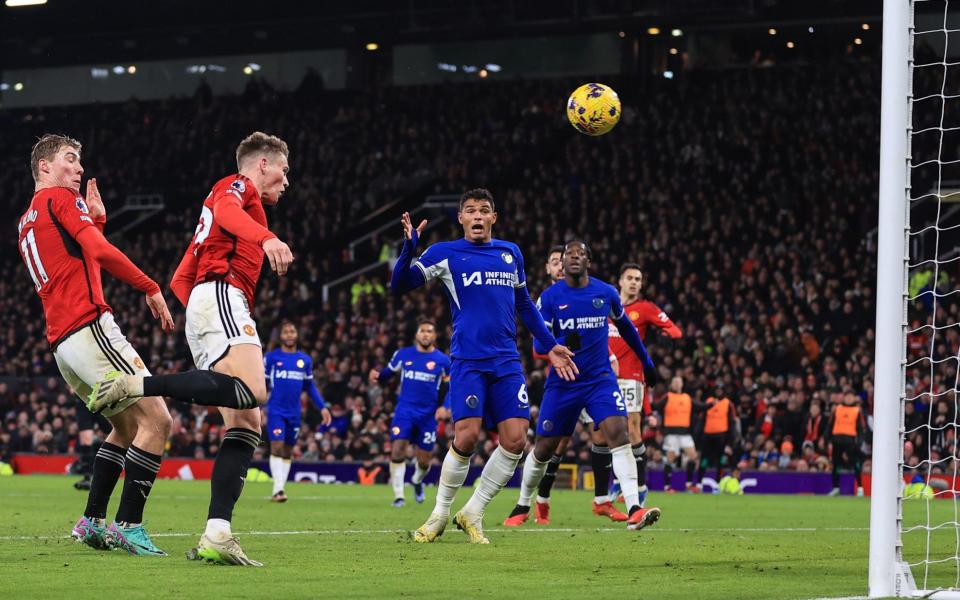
[872,1,960,597]
[870,0,914,595]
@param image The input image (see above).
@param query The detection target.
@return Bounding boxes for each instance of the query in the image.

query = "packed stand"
[1,57,902,477]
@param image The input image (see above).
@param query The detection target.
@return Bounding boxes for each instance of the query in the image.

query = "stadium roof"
[0,0,879,70]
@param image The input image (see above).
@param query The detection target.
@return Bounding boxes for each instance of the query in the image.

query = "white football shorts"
[619,378,645,413]
[54,312,151,418]
[663,434,696,455]
[185,280,261,370]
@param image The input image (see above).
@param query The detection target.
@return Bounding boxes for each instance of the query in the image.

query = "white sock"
[280,459,292,489]
[536,495,550,505]
[433,447,471,517]
[411,463,429,485]
[463,446,522,517]
[517,453,549,507]
[611,444,640,510]
[270,456,285,495]
[205,518,232,542]
[390,461,407,500]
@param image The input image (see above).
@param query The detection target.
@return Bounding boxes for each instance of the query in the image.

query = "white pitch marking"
[0,525,868,541]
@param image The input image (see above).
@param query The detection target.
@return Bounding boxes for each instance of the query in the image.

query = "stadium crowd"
[4,53,935,482]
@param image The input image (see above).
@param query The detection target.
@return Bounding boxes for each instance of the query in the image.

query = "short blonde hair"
[236,131,288,170]
[31,133,81,181]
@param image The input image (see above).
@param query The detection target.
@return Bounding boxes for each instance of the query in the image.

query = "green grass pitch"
[0,475,955,599]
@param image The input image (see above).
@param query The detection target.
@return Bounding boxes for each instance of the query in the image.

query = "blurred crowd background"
[4,48,943,479]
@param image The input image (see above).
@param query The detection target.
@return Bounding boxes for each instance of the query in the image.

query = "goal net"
[874,0,960,597]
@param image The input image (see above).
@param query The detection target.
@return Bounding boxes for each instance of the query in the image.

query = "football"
[566,82,622,136]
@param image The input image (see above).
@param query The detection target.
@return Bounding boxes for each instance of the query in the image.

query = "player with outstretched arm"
[18,134,175,556]
[503,240,662,530]
[391,188,578,544]
[90,132,294,565]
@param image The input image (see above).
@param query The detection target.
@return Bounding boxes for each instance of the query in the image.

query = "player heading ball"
[88,131,295,566]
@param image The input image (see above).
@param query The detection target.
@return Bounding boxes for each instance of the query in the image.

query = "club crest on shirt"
[75,197,89,214]
[296,359,305,368]
[392,426,401,436]
[405,361,413,366]
[426,361,436,370]
[231,179,246,193]
[629,311,640,321]
[501,252,514,264]
[593,297,605,309]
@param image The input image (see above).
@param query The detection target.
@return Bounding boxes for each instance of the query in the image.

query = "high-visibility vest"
[664,392,693,428]
[704,397,731,435]
[358,466,381,485]
[832,405,861,437]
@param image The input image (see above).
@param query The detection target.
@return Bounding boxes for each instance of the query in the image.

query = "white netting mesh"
[902,0,960,592]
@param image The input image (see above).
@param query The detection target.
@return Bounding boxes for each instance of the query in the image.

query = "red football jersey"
[185,174,271,306]
[18,187,110,346]
[608,299,681,381]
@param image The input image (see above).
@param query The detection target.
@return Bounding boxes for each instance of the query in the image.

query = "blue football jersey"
[265,349,326,417]
[387,346,451,412]
[413,238,528,360]
[537,277,625,383]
